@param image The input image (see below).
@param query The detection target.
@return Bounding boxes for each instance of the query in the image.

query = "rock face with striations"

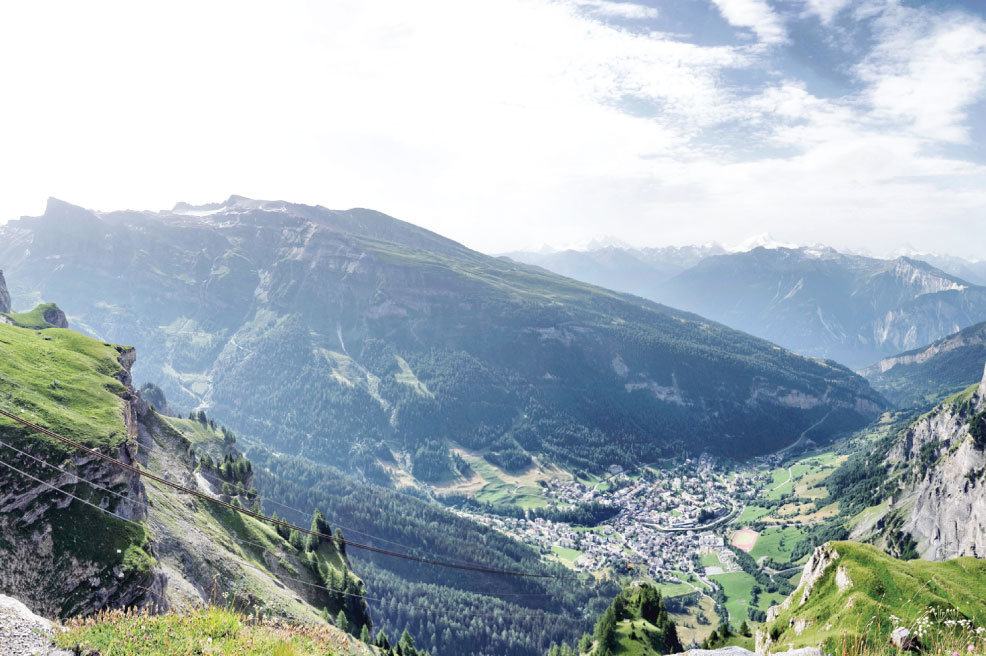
[0,270,10,314]
[860,361,986,559]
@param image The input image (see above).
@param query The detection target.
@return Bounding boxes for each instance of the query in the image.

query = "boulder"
[890,626,919,651]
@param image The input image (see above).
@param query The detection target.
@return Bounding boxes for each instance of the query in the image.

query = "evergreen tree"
[335,527,347,555]
[360,624,371,643]
[400,628,418,655]
[289,528,305,551]
[336,609,349,634]
[593,606,617,653]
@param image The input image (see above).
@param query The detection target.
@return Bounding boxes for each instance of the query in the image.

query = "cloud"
[573,0,659,20]
[856,6,986,143]
[801,0,852,24]
[0,0,984,258]
[709,0,788,45]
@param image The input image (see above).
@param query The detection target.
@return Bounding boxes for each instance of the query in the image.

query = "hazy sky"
[1,0,985,257]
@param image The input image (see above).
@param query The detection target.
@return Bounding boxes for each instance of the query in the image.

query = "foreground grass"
[770,542,986,654]
[56,607,363,656]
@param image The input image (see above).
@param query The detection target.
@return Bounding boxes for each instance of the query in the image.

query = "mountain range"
[507,244,986,370]
[861,319,986,409]
[0,198,884,475]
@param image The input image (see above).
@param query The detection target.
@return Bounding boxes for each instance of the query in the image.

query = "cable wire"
[0,438,561,599]
[0,374,548,569]
[0,406,572,580]
[0,453,578,621]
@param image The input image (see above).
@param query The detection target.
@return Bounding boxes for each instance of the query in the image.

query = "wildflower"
[969,647,976,653]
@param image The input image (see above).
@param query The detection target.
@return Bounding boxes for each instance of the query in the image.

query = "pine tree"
[289,528,305,551]
[360,624,371,643]
[307,510,330,551]
[375,629,391,650]
[400,628,417,655]
[336,609,349,634]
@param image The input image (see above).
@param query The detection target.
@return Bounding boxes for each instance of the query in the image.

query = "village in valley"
[455,455,759,576]
[449,446,844,639]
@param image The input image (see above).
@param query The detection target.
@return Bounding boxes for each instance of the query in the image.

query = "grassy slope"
[2,302,62,329]
[0,318,154,615]
[710,572,785,624]
[769,542,986,652]
[55,607,374,656]
[0,319,131,458]
[144,415,359,623]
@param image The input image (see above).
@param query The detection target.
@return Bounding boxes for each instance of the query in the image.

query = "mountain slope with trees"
[860,320,986,409]
[0,198,884,473]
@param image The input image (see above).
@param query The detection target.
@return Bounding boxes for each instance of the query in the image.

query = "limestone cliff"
[857,362,986,559]
[0,347,155,618]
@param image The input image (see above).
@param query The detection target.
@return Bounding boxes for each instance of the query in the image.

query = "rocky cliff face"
[0,270,10,314]
[0,348,155,618]
[860,363,986,559]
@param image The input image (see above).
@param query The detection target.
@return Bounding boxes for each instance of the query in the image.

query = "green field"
[710,572,785,624]
[748,526,806,564]
[700,552,722,567]
[736,505,771,523]
[763,463,813,500]
[655,579,698,598]
[0,318,131,459]
[466,456,549,509]
[550,545,581,565]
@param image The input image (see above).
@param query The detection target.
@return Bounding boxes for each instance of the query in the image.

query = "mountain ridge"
[860,320,986,408]
[0,198,886,472]
[507,243,986,370]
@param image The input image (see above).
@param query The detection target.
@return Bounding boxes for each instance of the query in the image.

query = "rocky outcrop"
[0,270,10,314]
[873,362,986,559]
[0,346,153,618]
[41,304,68,329]
[798,543,840,606]
[0,594,69,656]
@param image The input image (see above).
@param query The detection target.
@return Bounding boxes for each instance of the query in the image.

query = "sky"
[1,0,985,257]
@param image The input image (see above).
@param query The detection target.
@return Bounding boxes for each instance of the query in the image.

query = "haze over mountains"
[0,198,883,474]
[508,242,986,370]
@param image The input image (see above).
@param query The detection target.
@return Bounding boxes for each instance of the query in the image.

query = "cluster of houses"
[460,456,770,589]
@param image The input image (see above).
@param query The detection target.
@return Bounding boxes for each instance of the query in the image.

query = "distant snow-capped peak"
[727,232,800,253]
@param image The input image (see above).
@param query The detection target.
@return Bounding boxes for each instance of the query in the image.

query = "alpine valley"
[5,198,986,656]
